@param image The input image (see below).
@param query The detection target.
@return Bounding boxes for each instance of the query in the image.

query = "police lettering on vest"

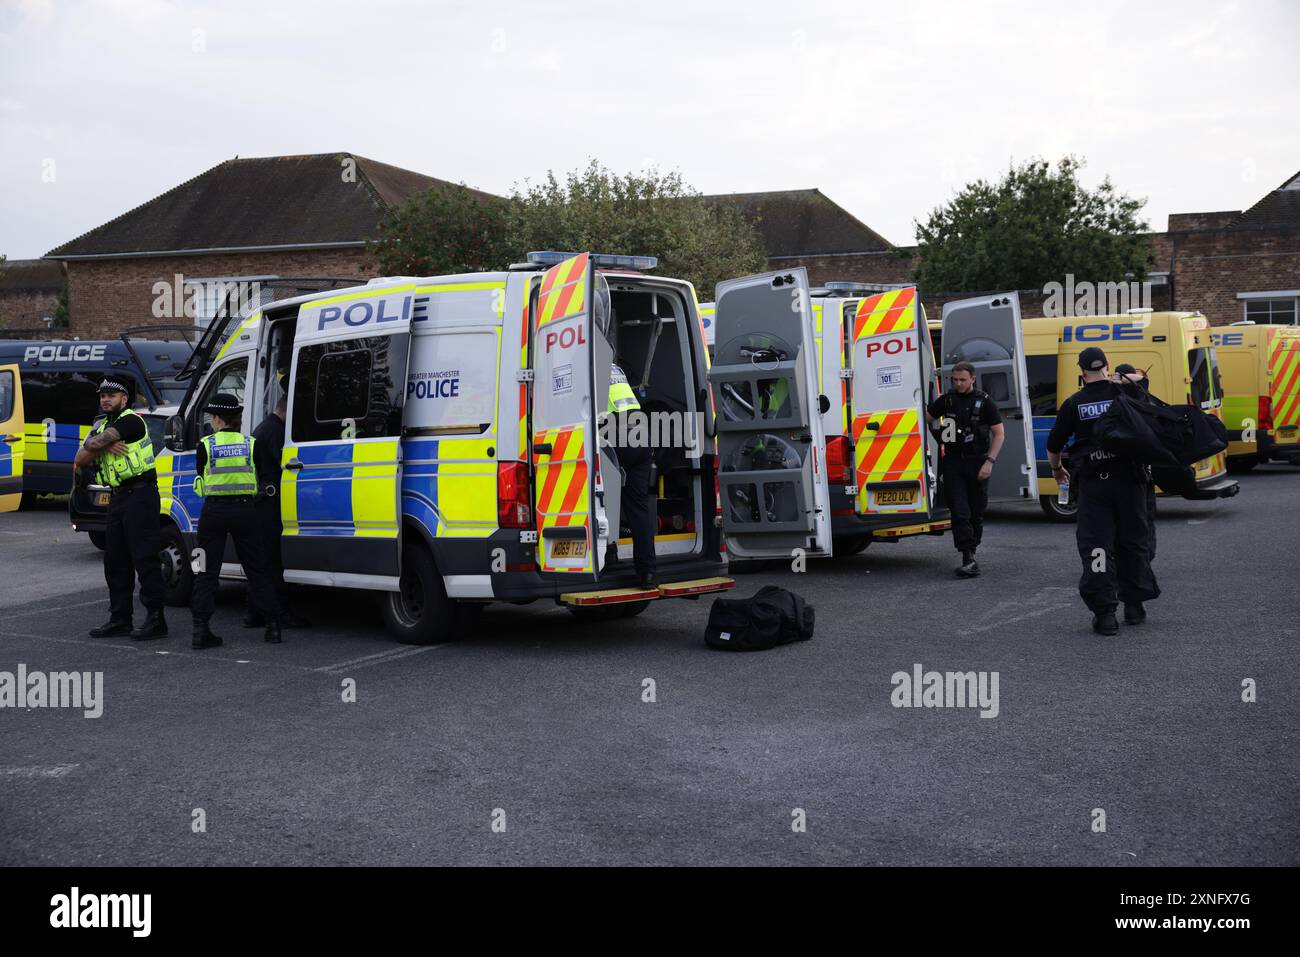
[91,409,155,487]
[197,431,258,496]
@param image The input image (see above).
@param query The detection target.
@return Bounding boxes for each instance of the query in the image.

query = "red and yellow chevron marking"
[533,424,591,572]
[853,287,917,341]
[536,253,589,328]
[518,276,533,460]
[1268,335,1300,433]
[852,408,928,514]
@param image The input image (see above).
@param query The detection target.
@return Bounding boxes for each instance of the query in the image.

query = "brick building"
[44,153,496,338]
[0,259,65,332]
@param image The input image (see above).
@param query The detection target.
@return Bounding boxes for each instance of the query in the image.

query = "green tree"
[913,157,1153,292]
[505,161,767,296]
[371,184,512,276]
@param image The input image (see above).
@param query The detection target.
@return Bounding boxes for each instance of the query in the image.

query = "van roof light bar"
[526,251,658,271]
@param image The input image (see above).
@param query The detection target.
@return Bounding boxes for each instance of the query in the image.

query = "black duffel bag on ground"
[704,585,814,651]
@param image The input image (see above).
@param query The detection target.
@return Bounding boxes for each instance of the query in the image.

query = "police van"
[982,308,1239,520]
[1210,322,1300,469]
[155,253,750,643]
[0,330,192,508]
[705,281,952,558]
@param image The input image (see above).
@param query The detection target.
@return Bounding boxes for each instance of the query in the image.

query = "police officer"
[1114,362,1158,562]
[190,394,284,649]
[926,361,1005,578]
[243,391,310,629]
[609,362,657,590]
[1046,347,1160,635]
[75,379,168,640]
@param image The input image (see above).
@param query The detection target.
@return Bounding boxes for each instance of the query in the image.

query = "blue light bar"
[526,251,658,271]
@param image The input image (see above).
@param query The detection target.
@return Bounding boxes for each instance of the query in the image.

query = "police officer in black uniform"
[190,394,284,649]
[927,360,1005,578]
[1114,362,1159,561]
[1046,347,1159,635]
[243,390,310,629]
[75,379,168,640]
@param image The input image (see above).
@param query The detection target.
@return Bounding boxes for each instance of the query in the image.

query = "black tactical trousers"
[250,496,291,612]
[1075,467,1160,614]
[104,480,165,620]
[942,455,988,553]
[615,443,657,577]
[191,497,283,623]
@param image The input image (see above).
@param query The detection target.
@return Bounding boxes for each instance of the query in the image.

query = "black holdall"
[1096,386,1227,468]
[704,585,815,651]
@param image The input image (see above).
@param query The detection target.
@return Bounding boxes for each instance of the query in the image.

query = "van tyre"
[833,537,871,557]
[1227,456,1259,473]
[382,545,476,645]
[1039,494,1078,523]
[159,524,193,607]
[88,531,107,551]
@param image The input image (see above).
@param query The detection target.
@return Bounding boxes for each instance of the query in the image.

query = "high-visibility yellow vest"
[196,430,258,497]
[92,409,155,488]
[609,363,641,414]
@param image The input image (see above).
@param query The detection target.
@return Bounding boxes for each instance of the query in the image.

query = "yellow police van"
[1210,322,1300,469]
[704,281,952,558]
[154,252,772,643]
[0,361,23,512]
[998,309,1240,520]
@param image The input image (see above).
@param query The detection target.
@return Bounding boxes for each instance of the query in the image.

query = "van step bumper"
[561,577,734,607]
[1185,476,1241,500]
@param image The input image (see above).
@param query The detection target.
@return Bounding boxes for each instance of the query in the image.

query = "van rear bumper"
[1185,475,1240,500]
[1261,432,1300,463]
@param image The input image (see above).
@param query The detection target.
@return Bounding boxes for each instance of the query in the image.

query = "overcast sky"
[2,0,1298,259]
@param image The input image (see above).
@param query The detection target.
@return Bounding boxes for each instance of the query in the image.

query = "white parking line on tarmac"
[317,645,439,674]
[0,764,79,778]
[7,598,106,619]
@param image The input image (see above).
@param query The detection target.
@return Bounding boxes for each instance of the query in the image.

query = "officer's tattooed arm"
[73,428,127,468]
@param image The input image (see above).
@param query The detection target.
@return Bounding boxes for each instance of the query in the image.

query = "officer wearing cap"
[74,379,168,640]
[926,360,1005,577]
[190,393,284,649]
[1046,347,1160,635]
[1113,363,1159,561]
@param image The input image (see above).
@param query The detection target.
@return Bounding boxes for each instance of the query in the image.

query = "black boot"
[1092,611,1119,636]
[1123,602,1147,625]
[131,609,168,641]
[638,572,656,591]
[264,620,282,644]
[191,620,222,650]
[89,618,133,639]
[955,551,980,578]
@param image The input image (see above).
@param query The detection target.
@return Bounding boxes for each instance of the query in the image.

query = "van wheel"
[88,531,107,551]
[568,599,651,622]
[160,524,193,606]
[1227,456,1258,473]
[1039,495,1078,523]
[833,537,871,557]
[381,545,476,644]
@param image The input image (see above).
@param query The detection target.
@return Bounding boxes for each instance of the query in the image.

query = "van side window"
[1025,354,1058,416]
[194,360,249,440]
[292,336,407,442]
[0,370,13,420]
[21,371,136,426]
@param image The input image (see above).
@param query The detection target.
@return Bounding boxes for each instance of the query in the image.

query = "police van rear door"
[709,268,832,560]
[281,288,414,589]
[0,363,24,512]
[848,288,937,520]
[940,292,1038,502]
[530,253,607,580]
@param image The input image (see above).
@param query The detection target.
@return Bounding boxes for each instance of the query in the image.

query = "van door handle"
[534,442,553,455]
[2,434,19,444]
[285,458,304,471]
[866,422,880,431]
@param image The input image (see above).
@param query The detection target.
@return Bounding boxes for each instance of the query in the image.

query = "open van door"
[940,292,1038,502]
[280,289,414,589]
[708,268,832,560]
[0,363,24,512]
[849,288,938,518]
[530,253,608,579]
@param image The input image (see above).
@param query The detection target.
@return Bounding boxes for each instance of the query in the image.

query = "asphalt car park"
[1,467,1297,866]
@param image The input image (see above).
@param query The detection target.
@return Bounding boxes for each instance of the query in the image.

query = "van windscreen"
[1188,348,1214,408]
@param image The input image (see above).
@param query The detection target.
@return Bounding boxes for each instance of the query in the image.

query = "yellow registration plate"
[551,539,588,559]
[94,491,111,507]
[872,487,918,507]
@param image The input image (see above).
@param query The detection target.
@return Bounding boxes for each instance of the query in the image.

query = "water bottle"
[1058,477,1070,505]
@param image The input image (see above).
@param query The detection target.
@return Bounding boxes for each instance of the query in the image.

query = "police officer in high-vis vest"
[609,362,657,589]
[927,361,1005,578]
[74,379,168,640]
[190,394,284,649]
[1046,347,1159,636]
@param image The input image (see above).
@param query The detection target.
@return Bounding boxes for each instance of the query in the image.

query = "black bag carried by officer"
[1095,390,1184,468]
[704,585,814,651]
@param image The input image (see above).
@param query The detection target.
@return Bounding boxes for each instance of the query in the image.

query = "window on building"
[1244,298,1297,325]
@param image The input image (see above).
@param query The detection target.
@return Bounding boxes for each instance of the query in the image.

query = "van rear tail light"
[825,435,853,484]
[1258,395,1274,432]
[497,461,532,529]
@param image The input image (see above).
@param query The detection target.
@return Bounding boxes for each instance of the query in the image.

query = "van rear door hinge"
[516,369,535,382]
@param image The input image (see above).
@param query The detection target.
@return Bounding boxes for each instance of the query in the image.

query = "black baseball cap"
[1114,363,1137,375]
[1078,347,1108,372]
[204,393,243,416]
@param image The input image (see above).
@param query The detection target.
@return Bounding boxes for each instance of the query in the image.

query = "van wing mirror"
[164,414,186,452]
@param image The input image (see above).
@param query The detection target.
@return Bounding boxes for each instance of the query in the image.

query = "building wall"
[63,247,379,338]
[1166,225,1300,325]
[0,290,62,330]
